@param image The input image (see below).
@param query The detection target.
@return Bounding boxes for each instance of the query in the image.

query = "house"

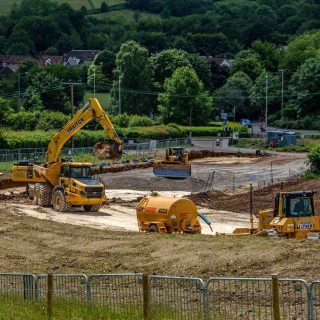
[64,50,100,67]
[37,55,64,66]
[0,65,15,77]
[0,55,29,72]
[204,56,234,68]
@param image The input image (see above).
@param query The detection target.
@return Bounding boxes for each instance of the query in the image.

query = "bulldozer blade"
[153,163,191,179]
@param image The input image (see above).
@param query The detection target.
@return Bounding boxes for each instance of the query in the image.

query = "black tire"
[83,205,101,212]
[52,190,71,212]
[149,224,158,233]
[34,183,52,207]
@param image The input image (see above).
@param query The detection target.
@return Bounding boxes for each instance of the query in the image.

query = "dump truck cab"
[261,191,320,238]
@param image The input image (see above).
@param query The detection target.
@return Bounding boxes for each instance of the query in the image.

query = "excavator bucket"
[93,141,121,161]
[153,162,191,179]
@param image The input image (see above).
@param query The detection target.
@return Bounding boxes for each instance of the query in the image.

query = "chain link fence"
[202,166,305,193]
[0,273,319,320]
[0,138,192,171]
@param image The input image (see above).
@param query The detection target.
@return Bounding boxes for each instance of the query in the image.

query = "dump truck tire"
[52,190,71,212]
[34,183,51,207]
[83,205,101,212]
[149,224,158,233]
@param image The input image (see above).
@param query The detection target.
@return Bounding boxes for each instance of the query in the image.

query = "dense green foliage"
[2,0,320,137]
[308,145,320,174]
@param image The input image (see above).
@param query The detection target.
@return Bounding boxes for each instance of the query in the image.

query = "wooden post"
[47,274,54,320]
[142,274,150,320]
[272,274,280,320]
[250,183,254,232]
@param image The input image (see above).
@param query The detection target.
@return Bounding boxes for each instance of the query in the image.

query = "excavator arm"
[46,98,123,163]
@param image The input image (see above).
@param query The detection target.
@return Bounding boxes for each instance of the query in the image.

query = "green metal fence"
[0,273,319,320]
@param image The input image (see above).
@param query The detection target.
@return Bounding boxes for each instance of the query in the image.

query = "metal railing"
[0,138,192,163]
[0,273,320,319]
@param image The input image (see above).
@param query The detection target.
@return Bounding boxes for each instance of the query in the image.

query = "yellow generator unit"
[136,195,202,234]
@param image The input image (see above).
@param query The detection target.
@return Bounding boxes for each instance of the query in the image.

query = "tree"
[101,1,109,12]
[25,70,68,113]
[112,41,152,114]
[251,40,281,72]
[17,59,38,75]
[93,49,116,84]
[158,66,213,125]
[289,57,320,117]
[46,47,59,55]
[186,33,231,56]
[22,89,44,111]
[283,30,320,78]
[187,54,212,90]
[231,52,265,80]
[250,72,281,116]
[214,72,253,118]
[0,98,13,124]
[149,49,191,89]
[87,63,109,91]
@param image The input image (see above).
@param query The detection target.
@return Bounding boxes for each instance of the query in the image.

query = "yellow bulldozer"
[153,147,191,179]
[233,191,320,238]
[12,98,123,212]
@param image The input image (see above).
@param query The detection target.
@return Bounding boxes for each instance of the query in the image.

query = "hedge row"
[1,123,247,149]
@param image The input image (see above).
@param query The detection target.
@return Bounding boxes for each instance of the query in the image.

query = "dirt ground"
[1,150,319,279]
[1,201,320,279]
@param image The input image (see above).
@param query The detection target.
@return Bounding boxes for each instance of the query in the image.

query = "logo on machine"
[146,207,156,213]
[67,118,84,134]
[297,222,313,230]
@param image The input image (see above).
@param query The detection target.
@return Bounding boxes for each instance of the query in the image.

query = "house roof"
[203,56,234,68]
[66,50,100,62]
[37,55,64,65]
[0,55,31,64]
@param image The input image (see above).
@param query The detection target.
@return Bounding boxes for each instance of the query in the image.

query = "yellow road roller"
[136,194,211,234]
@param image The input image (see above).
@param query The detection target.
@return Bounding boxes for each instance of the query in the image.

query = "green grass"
[84,91,111,107]
[90,9,159,22]
[91,0,125,7]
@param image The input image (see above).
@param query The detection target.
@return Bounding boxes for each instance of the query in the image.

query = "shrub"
[128,115,154,127]
[6,111,70,131]
[308,144,320,173]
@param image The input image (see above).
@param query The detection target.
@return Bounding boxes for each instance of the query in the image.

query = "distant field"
[90,9,159,21]
[84,91,111,107]
[0,0,126,15]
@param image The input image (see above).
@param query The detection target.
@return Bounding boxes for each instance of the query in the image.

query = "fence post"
[232,173,235,193]
[249,183,254,231]
[143,274,150,320]
[47,274,54,320]
[270,162,274,185]
[272,274,280,320]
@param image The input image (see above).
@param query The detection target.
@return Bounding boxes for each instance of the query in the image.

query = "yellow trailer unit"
[136,195,202,234]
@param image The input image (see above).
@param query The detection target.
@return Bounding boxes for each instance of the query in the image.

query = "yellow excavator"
[233,191,320,238]
[12,98,123,212]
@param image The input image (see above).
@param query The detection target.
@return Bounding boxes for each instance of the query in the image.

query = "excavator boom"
[47,98,123,163]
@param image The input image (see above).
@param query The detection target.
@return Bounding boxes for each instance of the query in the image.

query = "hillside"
[0,0,124,15]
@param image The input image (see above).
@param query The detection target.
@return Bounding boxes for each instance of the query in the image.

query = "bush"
[112,113,130,128]
[128,115,154,127]
[6,111,70,131]
[308,145,320,173]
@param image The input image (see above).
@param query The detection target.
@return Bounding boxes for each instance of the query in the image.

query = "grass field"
[84,91,111,107]
[0,0,126,15]
[90,9,159,21]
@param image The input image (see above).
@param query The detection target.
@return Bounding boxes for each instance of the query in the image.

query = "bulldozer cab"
[275,191,315,218]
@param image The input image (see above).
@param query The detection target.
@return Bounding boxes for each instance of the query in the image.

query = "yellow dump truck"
[136,194,211,234]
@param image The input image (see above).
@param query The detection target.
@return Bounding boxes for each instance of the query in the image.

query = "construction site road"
[3,201,253,235]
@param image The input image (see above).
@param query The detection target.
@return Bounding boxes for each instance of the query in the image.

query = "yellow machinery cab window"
[288,197,313,217]
[70,166,92,179]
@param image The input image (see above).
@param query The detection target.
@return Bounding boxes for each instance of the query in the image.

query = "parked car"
[240,119,252,126]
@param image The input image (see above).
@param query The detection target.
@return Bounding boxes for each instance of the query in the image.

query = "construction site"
[2,100,320,318]
[2,141,320,278]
